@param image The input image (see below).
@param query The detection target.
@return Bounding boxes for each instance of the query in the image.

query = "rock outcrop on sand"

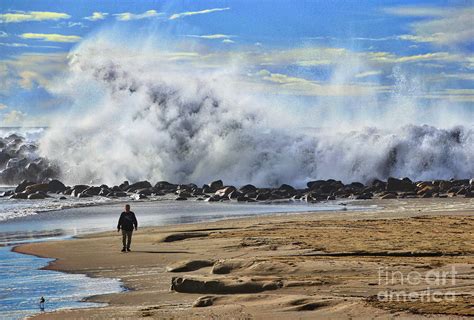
[170,276,283,294]
[2,176,473,202]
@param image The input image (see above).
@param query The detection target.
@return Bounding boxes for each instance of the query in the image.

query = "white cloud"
[169,7,229,20]
[386,6,474,46]
[186,34,233,40]
[84,12,108,21]
[255,69,387,97]
[383,6,446,17]
[114,10,162,21]
[222,39,235,44]
[0,11,70,23]
[2,110,26,125]
[20,33,81,43]
[354,70,382,78]
[0,42,28,47]
[0,31,7,37]
[0,103,7,110]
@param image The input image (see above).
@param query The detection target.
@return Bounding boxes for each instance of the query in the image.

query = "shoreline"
[14,198,474,319]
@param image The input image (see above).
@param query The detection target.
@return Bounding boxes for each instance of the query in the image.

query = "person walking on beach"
[117,204,138,252]
[39,296,45,311]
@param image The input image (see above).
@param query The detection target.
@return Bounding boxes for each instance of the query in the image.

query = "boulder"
[6,158,28,169]
[215,186,236,198]
[0,167,20,184]
[175,196,187,201]
[209,180,224,191]
[381,193,397,199]
[24,162,41,179]
[0,151,11,166]
[119,181,129,191]
[278,184,295,192]
[78,192,92,198]
[307,180,326,190]
[25,183,49,194]
[84,186,101,195]
[28,192,46,200]
[239,184,257,193]
[127,181,152,192]
[386,177,415,192]
[10,192,28,199]
[15,180,36,193]
[48,179,66,193]
[155,181,177,191]
[71,185,89,197]
[255,193,270,201]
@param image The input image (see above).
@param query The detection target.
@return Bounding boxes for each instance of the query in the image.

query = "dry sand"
[16,198,474,319]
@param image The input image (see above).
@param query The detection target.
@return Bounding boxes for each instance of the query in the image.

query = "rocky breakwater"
[1,177,473,203]
[0,134,59,185]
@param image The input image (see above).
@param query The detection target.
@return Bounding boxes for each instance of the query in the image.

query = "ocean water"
[0,244,122,320]
[0,199,373,319]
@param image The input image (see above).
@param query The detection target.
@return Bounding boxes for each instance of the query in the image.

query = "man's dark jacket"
[117,211,138,231]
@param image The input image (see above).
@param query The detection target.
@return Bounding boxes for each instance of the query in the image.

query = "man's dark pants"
[122,230,133,249]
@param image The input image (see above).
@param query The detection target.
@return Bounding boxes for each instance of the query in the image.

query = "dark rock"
[380,193,397,199]
[25,183,49,194]
[239,184,257,193]
[71,185,89,197]
[229,190,243,199]
[78,192,92,198]
[386,177,415,192]
[59,196,67,200]
[209,180,224,191]
[205,195,221,202]
[278,184,295,192]
[155,181,177,191]
[48,179,66,193]
[347,182,364,189]
[0,190,14,197]
[28,192,46,200]
[0,151,12,166]
[10,192,28,199]
[355,192,372,200]
[0,167,20,184]
[255,193,270,201]
[176,196,188,201]
[202,185,214,193]
[215,186,236,198]
[6,158,28,169]
[127,181,152,192]
[119,181,129,191]
[15,180,36,193]
[307,180,326,190]
[114,191,128,197]
[135,188,152,196]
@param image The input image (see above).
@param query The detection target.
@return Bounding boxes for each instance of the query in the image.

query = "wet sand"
[16,198,474,319]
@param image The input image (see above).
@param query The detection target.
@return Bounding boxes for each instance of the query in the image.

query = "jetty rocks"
[0,134,59,185]
[1,176,473,202]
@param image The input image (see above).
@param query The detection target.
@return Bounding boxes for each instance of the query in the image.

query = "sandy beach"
[15,198,474,319]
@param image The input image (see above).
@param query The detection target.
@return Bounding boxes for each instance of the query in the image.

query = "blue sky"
[0,0,473,125]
